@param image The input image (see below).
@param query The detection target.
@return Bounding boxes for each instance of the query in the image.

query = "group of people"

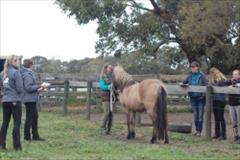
[98,62,240,144]
[0,55,46,151]
[181,61,240,144]
[0,56,239,151]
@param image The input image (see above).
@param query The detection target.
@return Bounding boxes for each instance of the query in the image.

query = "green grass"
[0,111,239,160]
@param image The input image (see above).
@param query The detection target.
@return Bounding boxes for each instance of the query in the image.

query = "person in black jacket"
[218,69,240,144]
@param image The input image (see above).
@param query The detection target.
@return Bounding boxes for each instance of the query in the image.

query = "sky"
[0,0,99,61]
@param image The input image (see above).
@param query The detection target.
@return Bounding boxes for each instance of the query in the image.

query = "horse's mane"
[113,66,135,90]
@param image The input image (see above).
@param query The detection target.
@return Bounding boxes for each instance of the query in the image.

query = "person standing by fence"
[180,61,208,136]
[0,55,24,151]
[209,67,227,140]
[20,59,46,141]
[217,69,240,144]
[98,64,113,135]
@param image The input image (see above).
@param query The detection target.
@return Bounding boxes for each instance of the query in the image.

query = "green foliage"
[56,0,240,74]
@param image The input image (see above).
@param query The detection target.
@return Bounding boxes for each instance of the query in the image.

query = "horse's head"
[112,66,134,92]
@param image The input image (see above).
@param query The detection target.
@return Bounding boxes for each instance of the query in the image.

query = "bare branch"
[149,0,164,15]
[124,0,155,14]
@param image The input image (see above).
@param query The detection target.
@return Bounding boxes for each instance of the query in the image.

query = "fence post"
[205,85,213,140]
[63,80,69,116]
[86,81,92,120]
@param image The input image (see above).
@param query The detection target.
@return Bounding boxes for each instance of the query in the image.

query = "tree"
[32,56,48,72]
[56,0,240,73]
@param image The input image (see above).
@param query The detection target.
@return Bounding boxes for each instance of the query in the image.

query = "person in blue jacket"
[209,67,227,140]
[20,59,46,141]
[181,61,208,136]
[0,55,24,151]
[99,64,113,135]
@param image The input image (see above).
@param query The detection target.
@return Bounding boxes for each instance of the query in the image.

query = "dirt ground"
[89,112,235,139]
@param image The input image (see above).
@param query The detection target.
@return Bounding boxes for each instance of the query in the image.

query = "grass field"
[0,111,239,160]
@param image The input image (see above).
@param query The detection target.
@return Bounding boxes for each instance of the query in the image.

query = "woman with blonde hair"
[98,64,113,135]
[0,55,24,151]
[209,67,227,140]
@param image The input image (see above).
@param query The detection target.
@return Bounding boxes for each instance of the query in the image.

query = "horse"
[112,66,169,144]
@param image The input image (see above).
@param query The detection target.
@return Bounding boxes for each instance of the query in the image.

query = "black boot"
[218,121,226,140]
[0,136,6,150]
[106,113,113,135]
[32,132,45,141]
[13,129,22,151]
[213,122,220,139]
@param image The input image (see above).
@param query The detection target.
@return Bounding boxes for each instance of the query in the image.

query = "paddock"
[0,73,240,159]
[36,73,240,141]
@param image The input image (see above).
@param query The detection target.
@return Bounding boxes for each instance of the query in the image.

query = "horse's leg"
[126,111,131,139]
[151,120,157,144]
[164,129,169,144]
[131,111,136,139]
[148,114,157,144]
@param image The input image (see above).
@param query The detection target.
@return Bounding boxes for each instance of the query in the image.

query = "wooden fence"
[37,80,240,141]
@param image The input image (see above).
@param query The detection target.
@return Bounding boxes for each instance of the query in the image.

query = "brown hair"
[100,64,109,79]
[23,59,33,68]
[209,67,226,83]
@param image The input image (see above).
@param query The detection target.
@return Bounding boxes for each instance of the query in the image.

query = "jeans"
[190,97,205,133]
[0,102,22,149]
[229,105,240,137]
[24,102,40,140]
[101,101,113,133]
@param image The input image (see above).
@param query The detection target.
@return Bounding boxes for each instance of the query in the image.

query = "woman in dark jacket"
[217,69,240,144]
[209,67,227,140]
[0,55,24,151]
[98,64,113,135]
[20,59,46,141]
[180,61,208,136]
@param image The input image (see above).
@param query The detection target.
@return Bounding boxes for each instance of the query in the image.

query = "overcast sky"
[0,0,99,61]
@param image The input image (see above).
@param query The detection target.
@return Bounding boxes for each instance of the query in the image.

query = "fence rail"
[37,80,240,141]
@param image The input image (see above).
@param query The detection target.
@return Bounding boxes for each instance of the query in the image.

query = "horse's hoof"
[132,132,135,138]
[150,139,155,144]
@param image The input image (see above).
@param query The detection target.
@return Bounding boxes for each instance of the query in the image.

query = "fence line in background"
[37,80,240,141]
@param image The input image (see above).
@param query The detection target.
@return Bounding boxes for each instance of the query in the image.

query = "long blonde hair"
[209,67,226,83]
[3,55,20,80]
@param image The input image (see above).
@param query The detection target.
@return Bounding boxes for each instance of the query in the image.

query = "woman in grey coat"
[0,55,24,151]
[21,59,46,141]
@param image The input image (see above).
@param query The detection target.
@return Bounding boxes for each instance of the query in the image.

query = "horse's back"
[138,79,166,113]
[139,79,165,95]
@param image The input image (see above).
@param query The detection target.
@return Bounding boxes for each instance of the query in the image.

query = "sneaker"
[212,135,220,139]
[14,147,22,151]
[218,136,226,140]
[193,131,201,137]
[234,139,240,144]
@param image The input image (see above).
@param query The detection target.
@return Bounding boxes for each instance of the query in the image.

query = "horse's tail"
[155,86,167,140]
